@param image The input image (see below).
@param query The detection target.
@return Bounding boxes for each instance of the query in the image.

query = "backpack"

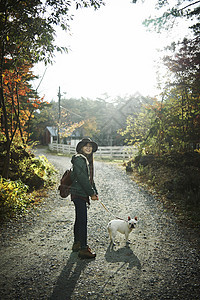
[58,169,72,198]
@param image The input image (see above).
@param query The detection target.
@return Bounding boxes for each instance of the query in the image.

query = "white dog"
[107,216,138,245]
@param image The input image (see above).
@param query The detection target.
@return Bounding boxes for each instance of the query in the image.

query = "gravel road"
[0,149,200,300]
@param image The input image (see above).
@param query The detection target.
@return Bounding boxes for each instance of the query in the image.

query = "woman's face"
[82,143,93,155]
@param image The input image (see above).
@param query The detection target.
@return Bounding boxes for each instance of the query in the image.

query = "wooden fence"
[48,143,136,159]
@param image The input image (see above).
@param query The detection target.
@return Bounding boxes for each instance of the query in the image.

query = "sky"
[32,0,189,102]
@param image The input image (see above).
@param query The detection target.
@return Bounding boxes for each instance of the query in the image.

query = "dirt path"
[0,149,200,299]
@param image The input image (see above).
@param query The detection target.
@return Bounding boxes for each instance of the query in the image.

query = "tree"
[30,96,113,144]
[83,117,100,138]
[118,99,168,155]
[163,36,200,94]
[1,59,50,176]
[2,60,32,141]
[126,0,200,154]
[143,0,200,34]
[0,0,104,178]
[159,2,200,150]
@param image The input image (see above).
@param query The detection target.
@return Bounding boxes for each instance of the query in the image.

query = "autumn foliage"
[2,60,47,142]
[0,57,51,178]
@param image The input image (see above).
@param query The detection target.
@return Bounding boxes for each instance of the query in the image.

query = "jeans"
[73,198,87,248]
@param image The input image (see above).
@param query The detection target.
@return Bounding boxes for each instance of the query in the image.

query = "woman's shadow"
[49,252,90,300]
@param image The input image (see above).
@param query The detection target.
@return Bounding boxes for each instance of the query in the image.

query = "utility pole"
[57,86,61,144]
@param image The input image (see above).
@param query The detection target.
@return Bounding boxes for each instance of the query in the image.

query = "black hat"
[76,138,98,153]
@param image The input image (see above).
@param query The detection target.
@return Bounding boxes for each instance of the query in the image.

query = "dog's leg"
[108,227,116,246]
[110,230,117,246]
[109,240,114,250]
[125,233,130,245]
[108,227,112,243]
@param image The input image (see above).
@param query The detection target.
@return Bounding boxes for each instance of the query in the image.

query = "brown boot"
[78,246,96,259]
[72,241,81,252]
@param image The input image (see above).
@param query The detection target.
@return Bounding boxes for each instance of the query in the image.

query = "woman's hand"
[91,194,99,201]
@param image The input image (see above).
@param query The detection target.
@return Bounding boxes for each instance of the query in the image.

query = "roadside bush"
[0,141,58,220]
[0,177,30,216]
[128,152,200,225]
[30,155,57,186]
[15,155,57,190]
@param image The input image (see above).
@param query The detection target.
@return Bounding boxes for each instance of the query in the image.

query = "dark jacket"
[70,154,98,198]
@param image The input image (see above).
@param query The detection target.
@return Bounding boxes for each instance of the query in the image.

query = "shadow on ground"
[105,245,141,269]
[49,252,91,300]
[93,246,142,299]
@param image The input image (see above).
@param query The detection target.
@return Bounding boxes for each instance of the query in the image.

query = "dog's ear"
[128,216,131,221]
[134,216,138,221]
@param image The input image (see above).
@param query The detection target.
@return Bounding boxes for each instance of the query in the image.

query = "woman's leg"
[73,198,87,248]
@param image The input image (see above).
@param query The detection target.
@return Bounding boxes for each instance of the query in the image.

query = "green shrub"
[0,177,30,213]
[0,152,58,220]
[30,155,57,184]
[16,155,57,189]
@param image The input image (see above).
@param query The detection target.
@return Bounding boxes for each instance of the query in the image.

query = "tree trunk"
[0,87,11,179]
[2,140,11,179]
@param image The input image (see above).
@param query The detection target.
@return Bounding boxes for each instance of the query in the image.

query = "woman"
[70,138,99,259]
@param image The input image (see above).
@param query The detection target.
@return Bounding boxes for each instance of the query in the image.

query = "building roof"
[46,126,58,136]
[46,126,81,138]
